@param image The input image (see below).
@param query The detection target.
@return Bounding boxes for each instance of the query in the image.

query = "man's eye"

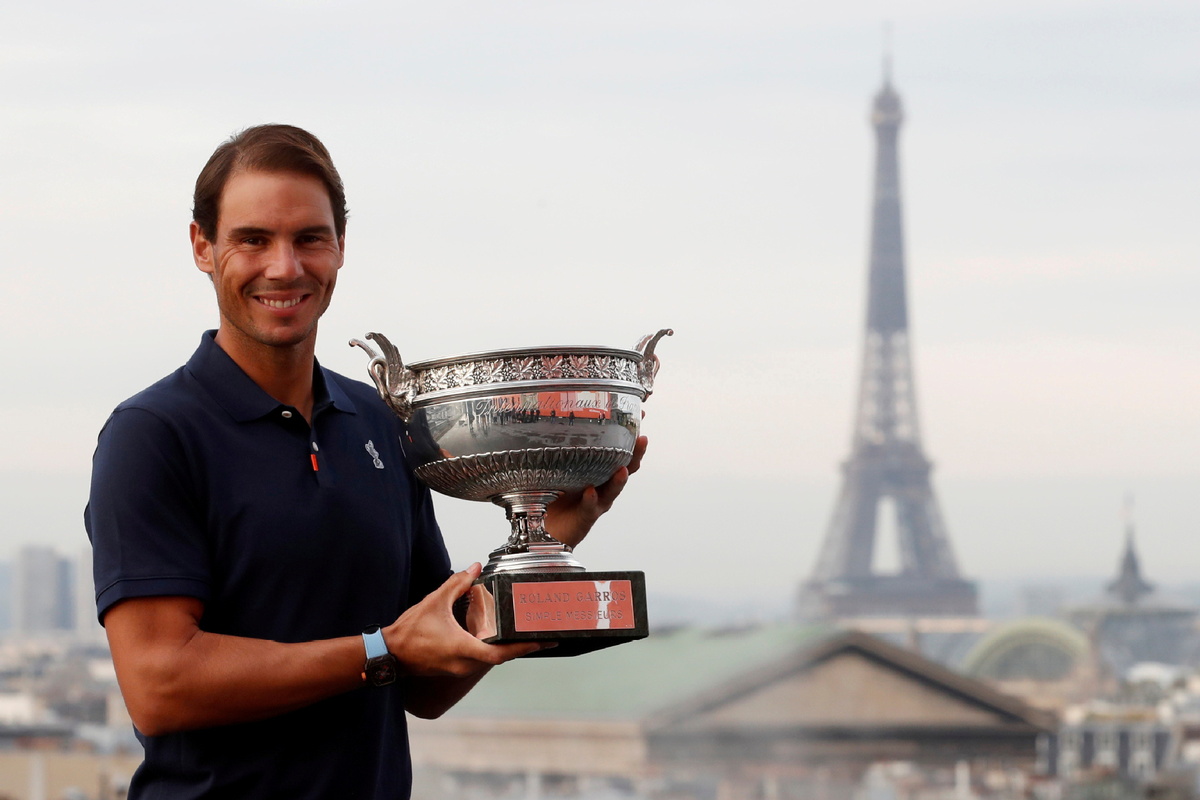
[241,237,265,246]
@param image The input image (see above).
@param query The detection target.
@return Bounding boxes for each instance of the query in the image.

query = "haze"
[1,1,1196,605]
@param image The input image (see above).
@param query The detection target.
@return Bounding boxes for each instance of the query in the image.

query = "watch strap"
[362,626,389,660]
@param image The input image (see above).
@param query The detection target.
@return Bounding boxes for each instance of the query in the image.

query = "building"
[409,627,1054,799]
[12,548,74,637]
[1064,521,1200,678]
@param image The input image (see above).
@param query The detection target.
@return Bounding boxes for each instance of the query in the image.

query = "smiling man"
[85,124,643,799]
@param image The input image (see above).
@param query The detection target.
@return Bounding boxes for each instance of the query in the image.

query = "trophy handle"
[634,328,673,397]
[349,332,417,422]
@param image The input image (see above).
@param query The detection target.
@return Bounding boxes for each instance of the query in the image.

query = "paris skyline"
[1,1,1196,601]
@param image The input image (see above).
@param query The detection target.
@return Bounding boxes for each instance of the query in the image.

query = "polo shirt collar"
[185,331,357,422]
[316,364,357,415]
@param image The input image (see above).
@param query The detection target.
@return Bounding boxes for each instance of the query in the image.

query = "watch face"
[368,656,398,687]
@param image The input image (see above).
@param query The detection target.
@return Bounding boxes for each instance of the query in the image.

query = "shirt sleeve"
[85,407,211,623]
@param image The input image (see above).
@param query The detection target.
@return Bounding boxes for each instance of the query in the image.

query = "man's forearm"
[107,569,541,737]
[403,670,493,720]
[105,597,366,737]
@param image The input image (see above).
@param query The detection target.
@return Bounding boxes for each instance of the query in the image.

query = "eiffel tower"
[798,67,978,620]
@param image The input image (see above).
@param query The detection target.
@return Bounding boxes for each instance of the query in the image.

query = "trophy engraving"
[351,329,672,656]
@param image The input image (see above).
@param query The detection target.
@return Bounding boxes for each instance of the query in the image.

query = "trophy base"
[476,570,648,658]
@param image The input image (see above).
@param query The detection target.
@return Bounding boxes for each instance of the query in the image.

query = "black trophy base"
[476,570,648,658]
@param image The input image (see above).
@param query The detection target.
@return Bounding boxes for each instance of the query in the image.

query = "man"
[85,124,643,799]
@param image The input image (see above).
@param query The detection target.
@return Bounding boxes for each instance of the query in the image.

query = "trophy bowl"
[351,329,672,578]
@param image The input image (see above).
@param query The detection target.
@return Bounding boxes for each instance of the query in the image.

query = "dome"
[962,618,1090,682]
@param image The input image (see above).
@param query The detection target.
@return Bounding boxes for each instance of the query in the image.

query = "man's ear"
[337,235,346,269]
[190,221,215,276]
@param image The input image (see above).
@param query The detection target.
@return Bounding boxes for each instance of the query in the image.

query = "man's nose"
[263,242,304,279]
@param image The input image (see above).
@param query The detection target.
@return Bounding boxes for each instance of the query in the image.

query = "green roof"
[446,622,833,720]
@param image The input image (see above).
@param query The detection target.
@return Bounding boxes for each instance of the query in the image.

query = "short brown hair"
[192,124,349,242]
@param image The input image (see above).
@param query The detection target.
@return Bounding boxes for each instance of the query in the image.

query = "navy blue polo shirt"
[85,331,452,800]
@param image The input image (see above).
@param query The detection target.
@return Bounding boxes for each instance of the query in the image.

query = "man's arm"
[105,565,538,736]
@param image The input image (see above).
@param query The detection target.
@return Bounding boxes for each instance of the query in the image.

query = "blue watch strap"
[362,626,389,660]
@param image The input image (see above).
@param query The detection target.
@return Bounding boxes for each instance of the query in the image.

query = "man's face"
[191,169,344,354]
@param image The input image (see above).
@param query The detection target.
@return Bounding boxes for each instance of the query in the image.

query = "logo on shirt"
[365,440,385,469]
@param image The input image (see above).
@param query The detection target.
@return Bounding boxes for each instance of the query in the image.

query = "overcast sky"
[2,0,1197,604]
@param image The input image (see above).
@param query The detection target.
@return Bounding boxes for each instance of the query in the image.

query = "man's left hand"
[544,435,647,549]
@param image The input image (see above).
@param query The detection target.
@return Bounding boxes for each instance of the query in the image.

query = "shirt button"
[311,441,320,452]
[281,410,293,419]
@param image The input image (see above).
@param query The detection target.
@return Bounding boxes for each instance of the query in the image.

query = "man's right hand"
[385,563,541,679]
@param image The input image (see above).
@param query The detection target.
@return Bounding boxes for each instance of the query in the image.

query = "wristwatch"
[361,625,398,687]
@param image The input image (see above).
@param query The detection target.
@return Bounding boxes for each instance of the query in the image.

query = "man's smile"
[256,296,306,309]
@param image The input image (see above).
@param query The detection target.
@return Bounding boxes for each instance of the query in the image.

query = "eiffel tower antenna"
[798,66,978,621]
[883,22,893,84]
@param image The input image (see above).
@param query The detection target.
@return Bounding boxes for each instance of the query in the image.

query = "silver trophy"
[350,329,672,655]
